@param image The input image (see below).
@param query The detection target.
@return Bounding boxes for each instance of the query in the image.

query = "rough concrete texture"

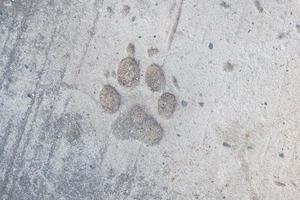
[0,0,300,200]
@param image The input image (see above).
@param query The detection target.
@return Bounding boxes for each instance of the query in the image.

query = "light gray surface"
[0,0,300,199]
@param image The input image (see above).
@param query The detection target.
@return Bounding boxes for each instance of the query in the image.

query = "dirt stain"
[220,1,230,8]
[254,1,263,13]
[223,62,234,72]
[172,76,180,89]
[274,181,286,187]
[147,48,159,57]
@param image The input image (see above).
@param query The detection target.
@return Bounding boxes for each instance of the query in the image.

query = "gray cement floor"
[1,0,300,199]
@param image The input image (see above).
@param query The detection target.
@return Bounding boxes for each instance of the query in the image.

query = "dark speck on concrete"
[194,194,200,199]
[274,181,286,187]
[106,7,114,14]
[279,152,284,158]
[172,76,180,89]
[89,164,95,169]
[121,5,130,16]
[208,42,213,49]
[220,1,230,8]
[126,43,135,57]
[198,102,204,107]
[223,62,234,72]
[223,142,231,148]
[254,1,263,13]
[296,24,300,32]
[181,100,188,107]
[278,32,287,39]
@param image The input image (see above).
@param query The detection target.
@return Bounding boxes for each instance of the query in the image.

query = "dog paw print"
[99,43,177,145]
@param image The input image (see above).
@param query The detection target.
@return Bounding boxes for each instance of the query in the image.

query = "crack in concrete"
[166,0,184,50]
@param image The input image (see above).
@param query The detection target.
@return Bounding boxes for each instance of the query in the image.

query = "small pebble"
[181,100,188,107]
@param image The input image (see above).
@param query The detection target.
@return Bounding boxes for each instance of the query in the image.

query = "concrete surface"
[1,0,300,199]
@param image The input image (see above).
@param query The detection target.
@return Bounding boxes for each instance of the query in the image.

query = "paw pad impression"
[158,92,177,119]
[111,104,163,145]
[145,64,166,92]
[99,85,121,113]
[117,57,140,87]
[99,43,177,145]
